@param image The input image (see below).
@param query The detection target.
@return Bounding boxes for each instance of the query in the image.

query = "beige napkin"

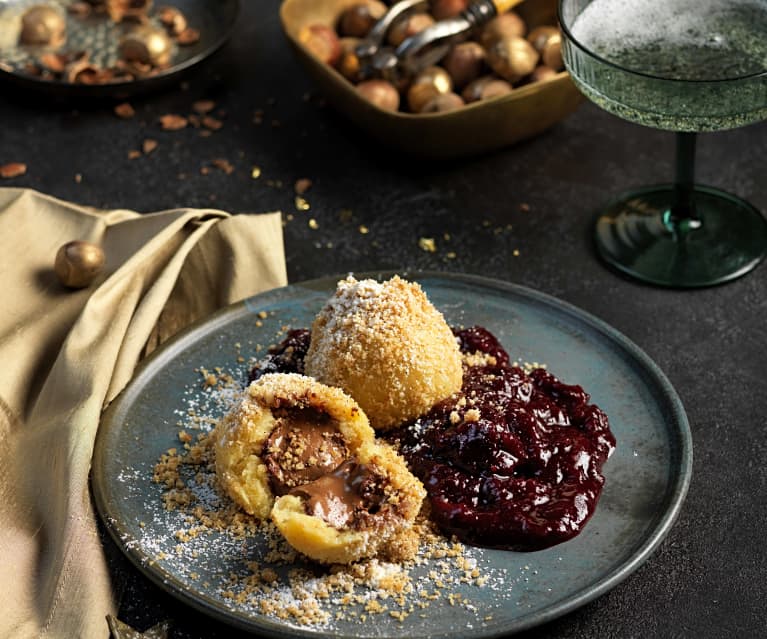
[0,188,287,638]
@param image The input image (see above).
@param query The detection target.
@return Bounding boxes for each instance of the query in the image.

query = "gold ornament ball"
[54,241,105,289]
[19,5,66,46]
[118,26,173,66]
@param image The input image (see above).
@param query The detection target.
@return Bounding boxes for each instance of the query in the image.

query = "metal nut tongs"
[356,0,523,83]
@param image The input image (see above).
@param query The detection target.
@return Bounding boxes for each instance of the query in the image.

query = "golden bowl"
[280,0,582,159]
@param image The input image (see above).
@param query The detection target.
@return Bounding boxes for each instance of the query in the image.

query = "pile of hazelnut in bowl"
[280,0,581,158]
[300,0,564,114]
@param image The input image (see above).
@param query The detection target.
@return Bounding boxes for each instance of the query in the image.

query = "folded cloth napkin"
[0,188,287,638]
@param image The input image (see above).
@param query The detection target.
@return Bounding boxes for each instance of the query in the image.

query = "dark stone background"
[2,2,765,637]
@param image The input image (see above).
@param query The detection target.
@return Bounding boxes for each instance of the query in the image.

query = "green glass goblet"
[559,0,767,287]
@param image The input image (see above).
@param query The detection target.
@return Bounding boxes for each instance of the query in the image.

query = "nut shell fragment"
[157,5,187,35]
[0,163,27,179]
[176,27,200,45]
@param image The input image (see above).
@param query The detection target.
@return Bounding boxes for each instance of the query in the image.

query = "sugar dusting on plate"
[109,348,533,632]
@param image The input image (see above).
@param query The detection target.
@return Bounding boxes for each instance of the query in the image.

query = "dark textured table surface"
[2,2,766,637]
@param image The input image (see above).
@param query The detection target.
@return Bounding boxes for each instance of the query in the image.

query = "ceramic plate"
[0,0,238,98]
[92,272,692,638]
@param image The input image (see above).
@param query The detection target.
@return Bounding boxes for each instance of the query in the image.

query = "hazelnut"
[118,26,172,66]
[430,0,468,20]
[299,24,342,66]
[530,65,558,83]
[19,5,66,46]
[542,34,563,71]
[337,37,363,82]
[387,13,434,47]
[338,1,386,38]
[442,41,485,90]
[486,36,539,83]
[526,25,559,54]
[406,66,452,112]
[54,241,105,289]
[480,12,526,48]
[461,75,513,102]
[356,79,400,111]
[420,92,465,113]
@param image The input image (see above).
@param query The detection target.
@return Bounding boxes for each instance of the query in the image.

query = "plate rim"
[93,270,693,638]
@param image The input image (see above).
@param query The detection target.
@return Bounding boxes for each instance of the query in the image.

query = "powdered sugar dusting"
[110,356,527,634]
[106,299,549,636]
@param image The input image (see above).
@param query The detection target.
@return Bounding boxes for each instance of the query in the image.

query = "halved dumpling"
[214,372,373,520]
[271,439,425,564]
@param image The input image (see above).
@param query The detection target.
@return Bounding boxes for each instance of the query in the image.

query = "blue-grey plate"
[92,272,692,638]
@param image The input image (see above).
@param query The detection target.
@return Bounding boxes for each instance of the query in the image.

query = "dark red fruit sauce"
[251,326,616,551]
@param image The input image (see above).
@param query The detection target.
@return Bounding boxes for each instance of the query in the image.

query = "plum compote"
[389,326,616,550]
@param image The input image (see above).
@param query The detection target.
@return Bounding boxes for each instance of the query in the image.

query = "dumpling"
[214,373,425,564]
[304,275,462,431]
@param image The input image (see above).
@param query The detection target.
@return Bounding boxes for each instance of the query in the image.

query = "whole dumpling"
[304,275,463,431]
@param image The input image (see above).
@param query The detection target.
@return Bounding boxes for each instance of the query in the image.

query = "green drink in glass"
[559,0,767,287]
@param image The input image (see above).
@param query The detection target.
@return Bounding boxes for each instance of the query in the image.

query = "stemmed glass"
[558,0,767,287]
